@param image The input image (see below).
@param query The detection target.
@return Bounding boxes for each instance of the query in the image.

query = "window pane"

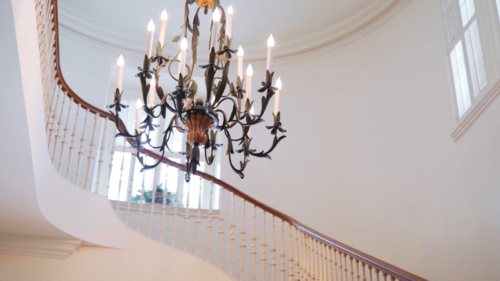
[459,0,475,26]
[497,0,500,23]
[464,20,487,97]
[450,41,472,116]
[182,162,206,209]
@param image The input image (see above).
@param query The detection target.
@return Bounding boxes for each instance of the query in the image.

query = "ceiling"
[58,0,402,58]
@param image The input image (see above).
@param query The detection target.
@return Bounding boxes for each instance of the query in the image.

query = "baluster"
[309,236,314,281]
[230,192,235,275]
[66,103,80,179]
[137,170,146,232]
[328,247,333,281]
[349,257,355,281]
[251,205,257,281]
[389,275,395,281]
[315,240,319,281]
[303,233,309,281]
[159,165,169,243]
[46,80,59,132]
[261,210,267,281]
[368,266,373,281]
[280,220,286,281]
[171,172,181,246]
[183,181,191,251]
[106,129,117,196]
[148,164,158,238]
[334,249,339,281]
[240,199,246,281]
[51,91,66,162]
[338,251,344,281]
[320,243,325,281]
[343,253,349,281]
[195,177,203,255]
[206,181,214,261]
[84,113,99,190]
[75,109,89,186]
[355,260,360,281]
[115,136,127,215]
[271,215,277,281]
[324,244,329,281]
[125,154,136,225]
[218,187,225,268]
[94,119,107,194]
[57,97,72,172]
[300,232,306,281]
[47,86,60,144]
[361,263,366,281]
[382,272,387,281]
[294,227,300,281]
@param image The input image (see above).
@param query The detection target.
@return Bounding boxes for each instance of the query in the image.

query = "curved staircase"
[0,0,428,280]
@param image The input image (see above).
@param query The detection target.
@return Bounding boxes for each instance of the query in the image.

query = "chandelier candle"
[179,38,188,77]
[226,6,233,39]
[246,64,253,101]
[146,20,155,57]
[108,0,287,181]
[267,34,275,72]
[135,99,142,133]
[274,77,282,113]
[149,77,156,108]
[116,55,124,92]
[237,46,244,79]
[210,9,221,51]
[159,10,168,47]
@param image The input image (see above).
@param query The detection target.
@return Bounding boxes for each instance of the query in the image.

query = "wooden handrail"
[49,1,427,280]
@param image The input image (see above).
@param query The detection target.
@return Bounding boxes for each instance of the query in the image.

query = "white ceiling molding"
[0,233,81,259]
[58,0,408,62]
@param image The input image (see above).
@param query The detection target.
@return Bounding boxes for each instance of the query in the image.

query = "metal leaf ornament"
[107,89,128,112]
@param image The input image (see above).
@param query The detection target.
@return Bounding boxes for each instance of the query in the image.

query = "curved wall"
[57,0,500,280]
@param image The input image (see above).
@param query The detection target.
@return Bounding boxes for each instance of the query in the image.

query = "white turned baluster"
[218,187,225,268]
[125,154,136,225]
[84,113,99,190]
[206,181,214,261]
[230,192,235,275]
[355,260,360,281]
[195,177,202,255]
[240,199,246,281]
[306,235,312,281]
[137,169,146,232]
[159,165,169,243]
[183,181,191,251]
[373,268,379,281]
[280,220,286,281]
[52,91,66,162]
[338,251,344,281]
[300,232,306,281]
[288,224,294,281]
[343,253,349,281]
[48,86,61,149]
[115,136,127,214]
[294,227,300,281]
[350,257,355,281]
[367,266,373,281]
[251,205,257,281]
[94,119,108,194]
[66,104,80,179]
[328,247,333,281]
[334,249,340,281]
[106,129,117,196]
[48,84,61,139]
[171,174,181,246]
[261,210,267,281]
[322,243,327,281]
[314,240,319,281]
[149,173,157,239]
[271,215,277,281]
[75,109,89,186]
[46,79,59,131]
[361,263,366,281]
[57,97,72,172]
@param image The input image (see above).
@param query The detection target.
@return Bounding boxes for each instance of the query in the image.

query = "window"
[443,0,500,139]
[444,0,487,118]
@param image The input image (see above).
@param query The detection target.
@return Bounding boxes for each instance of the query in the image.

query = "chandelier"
[108,0,286,182]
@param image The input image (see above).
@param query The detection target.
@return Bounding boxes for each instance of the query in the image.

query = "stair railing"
[34,0,428,280]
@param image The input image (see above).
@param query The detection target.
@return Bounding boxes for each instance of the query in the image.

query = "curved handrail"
[49,1,427,280]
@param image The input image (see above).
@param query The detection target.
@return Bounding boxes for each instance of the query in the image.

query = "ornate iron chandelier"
[108,0,286,182]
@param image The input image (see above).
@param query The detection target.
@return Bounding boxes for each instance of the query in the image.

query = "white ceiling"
[58,0,401,58]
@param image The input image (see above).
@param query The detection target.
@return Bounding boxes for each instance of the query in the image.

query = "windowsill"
[110,200,221,218]
[451,79,500,141]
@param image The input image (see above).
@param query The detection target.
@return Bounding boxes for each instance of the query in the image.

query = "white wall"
[57,0,500,280]
[0,228,235,281]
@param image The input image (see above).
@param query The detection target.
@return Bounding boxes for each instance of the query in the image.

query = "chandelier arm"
[247,135,287,160]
